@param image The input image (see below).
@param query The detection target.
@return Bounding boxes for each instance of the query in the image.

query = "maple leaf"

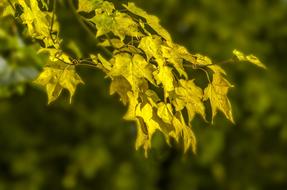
[34,62,84,104]
[135,102,159,156]
[172,112,197,153]
[157,102,173,124]
[153,65,175,99]
[161,45,188,78]
[18,0,58,47]
[109,53,155,92]
[90,5,142,40]
[138,35,163,61]
[124,3,172,41]
[123,92,139,121]
[78,0,102,13]
[173,80,206,122]
[8,0,266,156]
[204,73,234,123]
[109,76,131,105]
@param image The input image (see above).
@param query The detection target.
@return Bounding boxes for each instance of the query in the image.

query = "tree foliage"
[1,0,265,155]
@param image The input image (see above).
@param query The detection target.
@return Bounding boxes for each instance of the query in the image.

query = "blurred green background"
[1,0,287,190]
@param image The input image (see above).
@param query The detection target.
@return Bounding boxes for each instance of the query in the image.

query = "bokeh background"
[1,0,287,189]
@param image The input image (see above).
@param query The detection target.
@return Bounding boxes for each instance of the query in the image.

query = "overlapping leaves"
[4,0,266,156]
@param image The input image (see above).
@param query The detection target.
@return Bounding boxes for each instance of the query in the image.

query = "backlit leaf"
[233,49,266,69]
[34,63,83,104]
[204,73,234,123]
[123,2,172,41]
[174,79,206,122]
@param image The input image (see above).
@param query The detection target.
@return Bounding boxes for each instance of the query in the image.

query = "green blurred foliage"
[0,0,287,190]
[0,16,44,98]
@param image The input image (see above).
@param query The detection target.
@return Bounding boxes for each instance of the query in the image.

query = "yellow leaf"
[174,79,206,122]
[233,49,266,69]
[168,43,196,64]
[98,38,125,49]
[132,54,156,85]
[138,35,163,61]
[193,54,213,66]
[153,65,174,98]
[38,48,71,64]
[145,90,160,108]
[91,13,115,38]
[161,45,188,78]
[172,112,197,153]
[208,65,227,75]
[113,12,143,40]
[135,118,149,156]
[0,0,14,17]
[95,1,115,15]
[124,2,172,41]
[109,53,155,92]
[204,73,234,123]
[157,103,173,124]
[34,63,83,104]
[78,0,101,13]
[18,0,58,47]
[98,53,112,71]
[91,7,142,40]
[110,76,131,105]
[135,103,160,157]
[123,92,138,121]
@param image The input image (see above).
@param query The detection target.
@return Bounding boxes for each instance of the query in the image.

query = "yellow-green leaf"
[145,90,160,108]
[138,35,163,61]
[110,76,131,105]
[34,64,83,104]
[135,103,160,157]
[78,0,102,13]
[153,65,174,98]
[157,102,173,124]
[203,73,234,123]
[233,49,266,69]
[18,0,58,47]
[174,79,206,122]
[109,53,155,92]
[123,3,172,41]
[123,92,138,121]
[172,112,197,153]
[161,45,188,78]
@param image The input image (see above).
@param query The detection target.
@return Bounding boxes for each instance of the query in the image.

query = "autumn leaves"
[8,0,265,156]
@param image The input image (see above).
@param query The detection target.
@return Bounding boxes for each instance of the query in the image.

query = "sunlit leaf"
[34,63,84,104]
[204,73,234,123]
[233,49,266,69]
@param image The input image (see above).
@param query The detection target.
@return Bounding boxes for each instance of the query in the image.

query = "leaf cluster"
[1,0,266,155]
